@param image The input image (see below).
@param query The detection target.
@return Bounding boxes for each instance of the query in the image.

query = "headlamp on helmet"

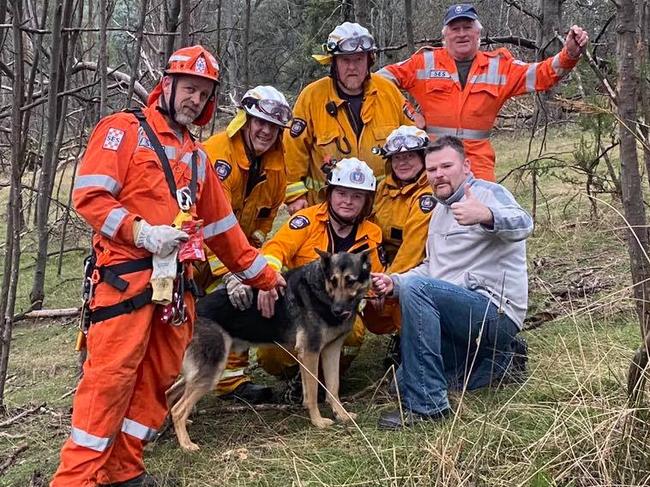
[325,22,377,55]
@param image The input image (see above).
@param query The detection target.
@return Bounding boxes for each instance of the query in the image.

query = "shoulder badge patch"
[419,194,436,213]
[214,160,232,181]
[103,128,125,151]
[289,215,310,230]
[290,118,307,138]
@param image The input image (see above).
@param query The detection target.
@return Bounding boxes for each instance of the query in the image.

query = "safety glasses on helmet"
[243,98,292,125]
[329,35,375,54]
[385,134,426,154]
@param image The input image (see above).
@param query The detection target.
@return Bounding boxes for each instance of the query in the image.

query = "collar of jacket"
[437,47,490,73]
[382,171,428,197]
[435,174,475,206]
[229,130,284,173]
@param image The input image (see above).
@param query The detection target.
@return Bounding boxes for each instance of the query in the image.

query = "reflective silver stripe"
[525,63,539,92]
[426,126,490,140]
[169,54,191,62]
[376,67,398,83]
[220,367,246,379]
[416,50,435,79]
[450,72,460,84]
[551,53,569,78]
[197,150,207,184]
[235,254,268,280]
[74,175,121,196]
[470,58,506,86]
[164,145,177,160]
[203,212,237,239]
[121,417,158,442]
[100,207,128,238]
[70,427,113,452]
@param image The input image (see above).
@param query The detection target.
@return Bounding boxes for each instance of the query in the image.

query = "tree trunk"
[98,0,108,117]
[404,0,414,54]
[616,0,650,403]
[126,0,149,106]
[0,0,26,409]
[354,0,368,27]
[29,0,65,310]
[164,0,181,62]
[179,0,190,46]
[243,0,251,88]
[341,0,353,22]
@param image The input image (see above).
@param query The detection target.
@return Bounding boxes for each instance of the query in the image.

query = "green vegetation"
[1,127,648,486]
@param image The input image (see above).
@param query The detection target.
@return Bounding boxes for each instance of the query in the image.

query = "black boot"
[220,381,273,404]
[99,472,178,487]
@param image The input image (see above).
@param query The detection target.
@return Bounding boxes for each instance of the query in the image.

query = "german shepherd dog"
[166,250,372,451]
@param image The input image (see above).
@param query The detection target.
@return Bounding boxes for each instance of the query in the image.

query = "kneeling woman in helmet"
[230,158,383,402]
[362,126,435,367]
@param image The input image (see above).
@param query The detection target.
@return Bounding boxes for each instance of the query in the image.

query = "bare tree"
[615,0,650,403]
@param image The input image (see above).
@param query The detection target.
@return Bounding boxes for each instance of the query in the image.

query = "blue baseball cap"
[443,4,479,25]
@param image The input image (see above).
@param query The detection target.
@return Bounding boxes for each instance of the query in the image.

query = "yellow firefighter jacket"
[262,203,383,273]
[284,74,413,204]
[370,172,434,274]
[202,130,286,277]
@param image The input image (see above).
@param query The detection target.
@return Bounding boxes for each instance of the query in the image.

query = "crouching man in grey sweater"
[372,135,533,429]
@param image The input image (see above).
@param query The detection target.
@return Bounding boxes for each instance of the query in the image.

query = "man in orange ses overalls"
[377,3,589,181]
[51,45,283,487]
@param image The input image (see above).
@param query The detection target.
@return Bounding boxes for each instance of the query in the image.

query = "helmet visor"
[333,35,375,54]
[385,134,426,154]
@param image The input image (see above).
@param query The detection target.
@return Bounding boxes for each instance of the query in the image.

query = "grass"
[1,126,650,486]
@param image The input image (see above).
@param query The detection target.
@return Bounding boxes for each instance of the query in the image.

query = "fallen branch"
[0,403,46,428]
[14,308,80,322]
[0,443,29,475]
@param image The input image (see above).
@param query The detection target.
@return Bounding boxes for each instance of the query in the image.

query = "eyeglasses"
[328,35,375,54]
[243,98,292,125]
[384,134,426,154]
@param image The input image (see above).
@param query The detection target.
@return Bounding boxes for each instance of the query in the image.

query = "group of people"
[51,3,588,486]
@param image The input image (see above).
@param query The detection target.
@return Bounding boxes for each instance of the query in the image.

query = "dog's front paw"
[336,410,357,423]
[311,416,335,429]
[180,441,201,452]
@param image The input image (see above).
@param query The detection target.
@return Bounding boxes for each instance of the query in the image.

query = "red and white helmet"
[148,45,220,126]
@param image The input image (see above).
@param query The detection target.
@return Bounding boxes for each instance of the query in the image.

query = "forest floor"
[1,125,649,486]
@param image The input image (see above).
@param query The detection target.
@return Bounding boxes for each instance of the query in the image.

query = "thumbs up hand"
[450,184,494,226]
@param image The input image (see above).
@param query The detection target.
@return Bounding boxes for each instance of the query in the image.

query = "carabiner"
[176,187,193,211]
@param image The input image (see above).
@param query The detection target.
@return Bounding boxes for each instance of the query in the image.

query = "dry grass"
[1,126,650,486]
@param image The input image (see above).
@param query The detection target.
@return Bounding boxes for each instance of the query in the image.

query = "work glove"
[134,220,189,257]
[224,272,253,310]
[150,250,178,305]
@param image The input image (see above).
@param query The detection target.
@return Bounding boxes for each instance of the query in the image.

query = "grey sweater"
[392,176,533,329]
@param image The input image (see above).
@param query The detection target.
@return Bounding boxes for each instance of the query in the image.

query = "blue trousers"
[396,276,520,415]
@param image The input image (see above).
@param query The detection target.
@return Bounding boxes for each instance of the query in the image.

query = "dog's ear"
[360,248,372,275]
[315,248,332,273]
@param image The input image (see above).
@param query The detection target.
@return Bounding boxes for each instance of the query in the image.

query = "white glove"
[134,220,188,257]
[224,272,253,310]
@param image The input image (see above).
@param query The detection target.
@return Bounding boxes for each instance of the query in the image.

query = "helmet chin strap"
[158,77,178,124]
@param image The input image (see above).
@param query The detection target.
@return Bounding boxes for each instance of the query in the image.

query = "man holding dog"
[372,135,533,429]
[53,46,283,486]
[377,3,588,181]
[198,85,293,404]
[284,22,415,213]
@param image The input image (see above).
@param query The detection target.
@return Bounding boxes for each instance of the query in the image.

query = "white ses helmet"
[382,125,429,158]
[325,22,377,55]
[240,86,292,128]
[327,157,376,192]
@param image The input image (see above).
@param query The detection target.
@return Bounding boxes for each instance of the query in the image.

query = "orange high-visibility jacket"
[262,203,383,273]
[72,104,276,291]
[203,130,286,240]
[371,172,433,274]
[284,74,413,204]
[378,46,579,181]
